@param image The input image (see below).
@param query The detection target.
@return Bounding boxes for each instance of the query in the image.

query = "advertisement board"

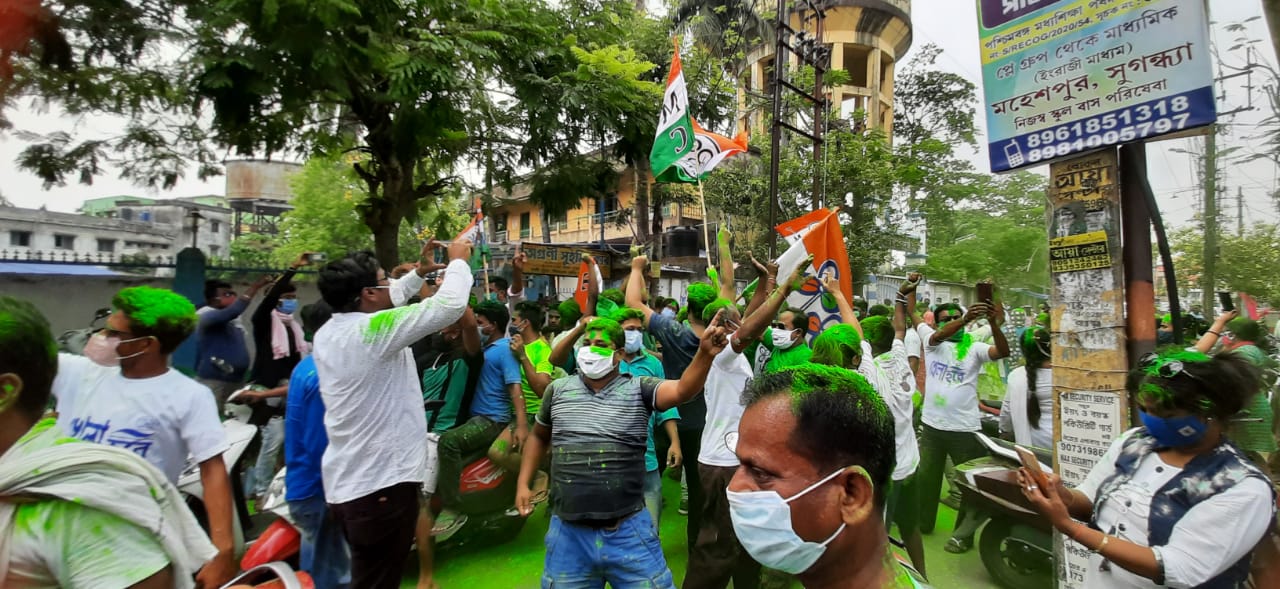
[977,0,1215,172]
[519,243,612,279]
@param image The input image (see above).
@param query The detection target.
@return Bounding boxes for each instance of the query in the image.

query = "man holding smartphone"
[909,284,1010,553]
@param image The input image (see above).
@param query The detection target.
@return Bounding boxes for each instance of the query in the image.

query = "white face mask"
[624,330,644,354]
[576,346,616,379]
[772,327,799,350]
[727,467,851,574]
[83,332,149,367]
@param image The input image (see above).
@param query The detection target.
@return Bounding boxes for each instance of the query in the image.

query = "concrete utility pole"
[1237,186,1245,235]
[1202,124,1218,314]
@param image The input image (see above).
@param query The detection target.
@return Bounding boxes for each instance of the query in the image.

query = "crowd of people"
[2,233,1279,589]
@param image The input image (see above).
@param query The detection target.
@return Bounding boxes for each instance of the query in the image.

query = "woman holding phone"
[1019,350,1275,588]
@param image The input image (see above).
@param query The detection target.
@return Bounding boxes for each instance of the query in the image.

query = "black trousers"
[329,482,419,589]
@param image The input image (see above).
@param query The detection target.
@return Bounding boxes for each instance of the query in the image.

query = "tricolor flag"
[773,208,854,339]
[573,256,605,311]
[454,198,487,270]
[656,118,749,184]
[650,42,694,180]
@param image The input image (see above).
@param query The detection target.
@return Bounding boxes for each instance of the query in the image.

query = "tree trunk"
[634,160,651,245]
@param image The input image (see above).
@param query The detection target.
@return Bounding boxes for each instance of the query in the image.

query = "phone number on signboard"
[1020,96,1193,163]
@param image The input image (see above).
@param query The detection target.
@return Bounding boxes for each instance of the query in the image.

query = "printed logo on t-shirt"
[70,416,159,458]
[928,361,966,385]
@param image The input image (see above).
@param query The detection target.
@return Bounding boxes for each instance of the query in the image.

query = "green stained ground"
[398,477,1002,589]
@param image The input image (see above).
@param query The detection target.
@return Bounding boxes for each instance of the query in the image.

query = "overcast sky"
[1,0,1275,230]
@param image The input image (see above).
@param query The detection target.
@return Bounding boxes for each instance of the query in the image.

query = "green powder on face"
[112,286,197,329]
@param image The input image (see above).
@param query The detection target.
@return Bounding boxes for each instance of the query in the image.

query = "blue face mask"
[661,308,676,319]
[624,329,644,354]
[278,299,298,314]
[1140,410,1208,447]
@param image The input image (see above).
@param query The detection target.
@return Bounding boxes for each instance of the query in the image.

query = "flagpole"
[697,178,713,271]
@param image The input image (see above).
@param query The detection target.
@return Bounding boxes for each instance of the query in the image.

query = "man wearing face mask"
[240,254,315,503]
[435,299,528,532]
[0,296,222,589]
[685,259,808,589]
[312,240,471,589]
[515,315,730,588]
[488,301,555,473]
[728,364,923,588]
[910,298,1009,548]
[760,307,812,374]
[196,275,272,414]
[55,286,238,587]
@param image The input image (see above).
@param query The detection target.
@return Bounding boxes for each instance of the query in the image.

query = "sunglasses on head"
[1137,352,1204,382]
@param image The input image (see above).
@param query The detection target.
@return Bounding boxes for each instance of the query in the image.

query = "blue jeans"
[246,415,284,498]
[288,495,351,589]
[542,510,675,589]
[643,470,663,531]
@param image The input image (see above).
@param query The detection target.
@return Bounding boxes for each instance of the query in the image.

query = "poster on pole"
[1048,150,1129,589]
[977,0,1215,173]
[519,243,612,279]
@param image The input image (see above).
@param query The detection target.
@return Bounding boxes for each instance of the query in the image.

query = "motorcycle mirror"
[93,307,112,320]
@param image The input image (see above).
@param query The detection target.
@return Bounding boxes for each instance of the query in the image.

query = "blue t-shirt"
[621,350,676,472]
[284,356,327,502]
[648,312,706,430]
[471,337,523,422]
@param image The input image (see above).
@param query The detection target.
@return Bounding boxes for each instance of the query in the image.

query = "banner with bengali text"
[977,0,1215,172]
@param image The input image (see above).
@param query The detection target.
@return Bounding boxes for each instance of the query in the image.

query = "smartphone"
[306,252,328,264]
[1218,291,1234,312]
[1015,445,1050,490]
[976,282,994,306]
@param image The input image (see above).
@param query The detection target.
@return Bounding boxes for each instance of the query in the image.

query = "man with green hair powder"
[53,285,238,586]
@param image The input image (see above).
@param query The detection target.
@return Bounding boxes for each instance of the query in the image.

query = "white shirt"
[1076,429,1274,589]
[314,260,471,504]
[1000,366,1054,449]
[861,341,919,481]
[917,324,993,432]
[699,345,753,468]
[903,328,922,361]
[52,354,228,484]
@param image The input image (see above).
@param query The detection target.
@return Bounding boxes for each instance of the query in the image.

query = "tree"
[1170,222,1280,306]
[4,0,667,267]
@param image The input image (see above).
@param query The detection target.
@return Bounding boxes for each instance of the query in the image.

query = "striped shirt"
[536,372,661,521]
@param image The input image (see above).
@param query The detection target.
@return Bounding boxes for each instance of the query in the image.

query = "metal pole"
[1237,186,1244,235]
[767,0,787,258]
[1120,144,1157,378]
[812,2,825,210]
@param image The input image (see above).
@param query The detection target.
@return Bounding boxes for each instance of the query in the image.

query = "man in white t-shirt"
[313,240,472,589]
[684,261,805,589]
[910,298,1009,552]
[52,286,236,587]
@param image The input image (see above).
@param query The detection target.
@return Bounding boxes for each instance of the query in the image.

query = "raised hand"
[447,239,473,262]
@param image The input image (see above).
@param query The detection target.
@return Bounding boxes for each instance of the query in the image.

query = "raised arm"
[585,255,601,318]
[905,274,922,329]
[200,276,270,329]
[362,241,474,354]
[655,316,729,410]
[821,274,862,337]
[1194,310,1238,353]
[716,227,735,301]
[253,255,309,324]
[894,273,921,340]
[987,297,1011,360]
[736,256,811,349]
[458,305,481,358]
[510,247,526,299]
[744,254,777,318]
[626,255,655,325]
[511,335,552,398]
[549,315,592,367]
[930,303,985,346]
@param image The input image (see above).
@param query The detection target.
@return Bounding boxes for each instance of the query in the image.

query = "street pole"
[1121,144,1157,382]
[1237,186,1245,235]
[1202,124,1217,314]
[812,3,826,210]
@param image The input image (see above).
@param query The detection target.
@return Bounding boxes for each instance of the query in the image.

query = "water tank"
[224,160,303,203]
[664,226,699,258]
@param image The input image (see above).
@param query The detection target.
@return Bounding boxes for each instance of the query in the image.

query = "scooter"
[244,417,533,568]
[953,433,1055,589]
[179,402,260,556]
[220,562,315,589]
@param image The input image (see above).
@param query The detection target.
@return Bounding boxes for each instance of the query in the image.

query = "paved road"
[404,477,1007,588]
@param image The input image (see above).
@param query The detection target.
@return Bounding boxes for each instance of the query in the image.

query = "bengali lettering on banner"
[977,0,1215,172]
[518,243,612,279]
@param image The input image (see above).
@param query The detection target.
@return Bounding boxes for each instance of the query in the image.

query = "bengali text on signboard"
[977,0,1215,172]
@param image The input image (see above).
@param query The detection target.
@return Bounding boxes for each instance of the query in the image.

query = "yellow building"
[486,167,704,247]
[737,0,913,138]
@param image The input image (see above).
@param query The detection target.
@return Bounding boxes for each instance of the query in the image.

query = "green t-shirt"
[762,327,813,374]
[521,338,555,416]
[4,419,170,588]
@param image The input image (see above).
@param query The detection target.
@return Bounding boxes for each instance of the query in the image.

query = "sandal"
[944,537,972,554]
